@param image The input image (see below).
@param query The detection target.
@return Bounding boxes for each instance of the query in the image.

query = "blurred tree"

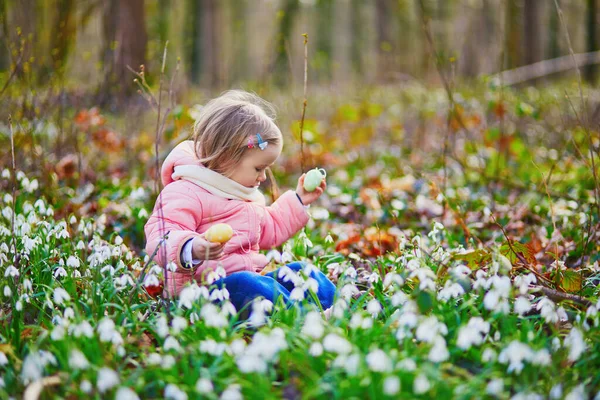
[230,0,248,84]
[157,0,169,45]
[184,0,203,84]
[586,0,598,84]
[202,0,221,87]
[523,0,542,66]
[350,0,364,76]
[100,0,147,103]
[505,0,521,69]
[273,0,299,86]
[0,0,8,72]
[315,0,333,81]
[43,0,76,81]
[548,0,561,59]
[375,0,394,80]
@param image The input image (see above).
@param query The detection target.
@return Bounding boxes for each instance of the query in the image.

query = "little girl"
[144,90,335,313]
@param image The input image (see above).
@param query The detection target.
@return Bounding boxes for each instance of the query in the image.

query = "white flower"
[514,296,531,315]
[0,352,8,366]
[481,348,497,362]
[236,354,267,373]
[66,256,80,268]
[366,299,382,316]
[71,321,94,338]
[201,303,229,328]
[171,316,188,334]
[4,265,18,278]
[531,349,551,366]
[564,328,586,362]
[340,284,359,301]
[164,336,182,352]
[302,311,324,339]
[383,376,400,396]
[53,287,71,305]
[366,349,393,372]
[550,384,563,399]
[397,358,416,371]
[80,380,93,393]
[456,317,490,350]
[486,379,504,396]
[416,316,447,343]
[53,267,67,279]
[413,374,431,394]
[565,384,586,400]
[220,384,243,400]
[178,283,207,309]
[323,333,352,354]
[498,341,534,374]
[196,378,214,394]
[428,336,449,362]
[309,342,323,357]
[115,387,140,400]
[165,383,188,400]
[97,367,120,393]
[536,297,561,323]
[3,285,11,297]
[438,281,465,302]
[199,339,227,356]
[68,349,89,370]
[290,287,306,301]
[155,315,169,338]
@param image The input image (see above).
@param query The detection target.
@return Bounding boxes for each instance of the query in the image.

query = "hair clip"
[247,137,254,149]
[256,133,268,150]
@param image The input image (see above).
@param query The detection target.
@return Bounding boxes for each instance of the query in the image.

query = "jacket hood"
[161,140,201,186]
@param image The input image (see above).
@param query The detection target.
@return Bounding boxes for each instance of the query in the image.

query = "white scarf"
[172,164,266,205]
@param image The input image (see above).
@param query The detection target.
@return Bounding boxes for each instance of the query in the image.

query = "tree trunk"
[505,0,521,69]
[548,0,560,59]
[375,0,393,80]
[350,0,364,76]
[47,0,76,79]
[230,0,247,84]
[114,0,147,94]
[315,0,333,81]
[586,0,598,84]
[157,0,169,45]
[273,0,299,87]
[185,0,203,84]
[523,0,542,66]
[0,0,8,71]
[202,0,220,87]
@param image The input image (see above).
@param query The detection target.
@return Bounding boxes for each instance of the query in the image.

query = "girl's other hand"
[192,237,225,260]
[296,173,327,206]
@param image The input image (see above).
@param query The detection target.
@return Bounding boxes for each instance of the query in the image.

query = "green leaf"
[452,249,491,270]
[500,241,536,265]
[560,270,582,293]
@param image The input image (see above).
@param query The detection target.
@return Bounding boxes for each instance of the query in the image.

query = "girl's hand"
[296,173,327,206]
[192,237,225,260]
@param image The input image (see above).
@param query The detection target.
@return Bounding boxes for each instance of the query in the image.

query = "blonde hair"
[192,90,283,175]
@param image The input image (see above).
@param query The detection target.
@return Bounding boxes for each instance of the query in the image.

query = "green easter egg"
[303,168,326,192]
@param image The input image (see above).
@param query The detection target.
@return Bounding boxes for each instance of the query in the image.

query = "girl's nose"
[258,171,267,181]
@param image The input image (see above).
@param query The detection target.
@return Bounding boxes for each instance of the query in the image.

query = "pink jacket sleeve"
[144,182,203,271]
[259,190,310,249]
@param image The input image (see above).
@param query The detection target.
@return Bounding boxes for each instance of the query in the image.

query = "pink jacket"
[144,141,310,296]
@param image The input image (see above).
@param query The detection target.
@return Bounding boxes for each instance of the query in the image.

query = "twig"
[533,286,592,308]
[298,33,309,173]
[0,43,25,98]
[491,214,552,285]
[137,231,171,287]
[8,116,19,270]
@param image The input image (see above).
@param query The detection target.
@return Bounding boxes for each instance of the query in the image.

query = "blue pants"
[214,262,335,313]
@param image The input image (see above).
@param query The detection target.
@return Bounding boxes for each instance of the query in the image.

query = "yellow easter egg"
[205,223,233,243]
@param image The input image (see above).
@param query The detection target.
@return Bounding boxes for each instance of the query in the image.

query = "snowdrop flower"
[80,380,93,393]
[486,379,504,397]
[340,284,359,301]
[550,384,563,399]
[383,272,404,289]
[484,275,511,314]
[199,339,227,356]
[164,336,182,352]
[171,316,188,334]
[498,341,534,374]
[531,349,551,366]
[438,281,465,302]
[97,367,120,393]
[366,349,393,372]
[323,333,352,354]
[196,378,214,394]
[146,353,162,366]
[473,270,491,291]
[309,342,323,357]
[236,354,267,373]
[413,374,431,394]
[3,285,11,297]
[71,321,94,338]
[53,267,67,279]
[115,387,140,400]
[155,315,169,338]
[165,383,187,400]
[481,348,497,362]
[536,297,566,324]
[514,273,536,295]
[178,283,209,309]
[53,287,71,305]
[68,349,90,370]
[366,299,382,316]
[383,376,400,396]
[220,384,243,400]
[564,328,586,362]
[209,287,230,302]
[416,316,447,344]
[428,336,450,362]
[397,358,416,371]
[302,311,325,339]
[0,352,8,366]
[565,384,586,400]
[265,249,281,262]
[457,317,490,350]
[427,221,445,243]
[514,296,532,316]
[4,265,18,278]
[66,256,80,268]
[201,303,229,328]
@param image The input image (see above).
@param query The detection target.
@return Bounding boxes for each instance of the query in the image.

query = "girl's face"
[226,141,283,188]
